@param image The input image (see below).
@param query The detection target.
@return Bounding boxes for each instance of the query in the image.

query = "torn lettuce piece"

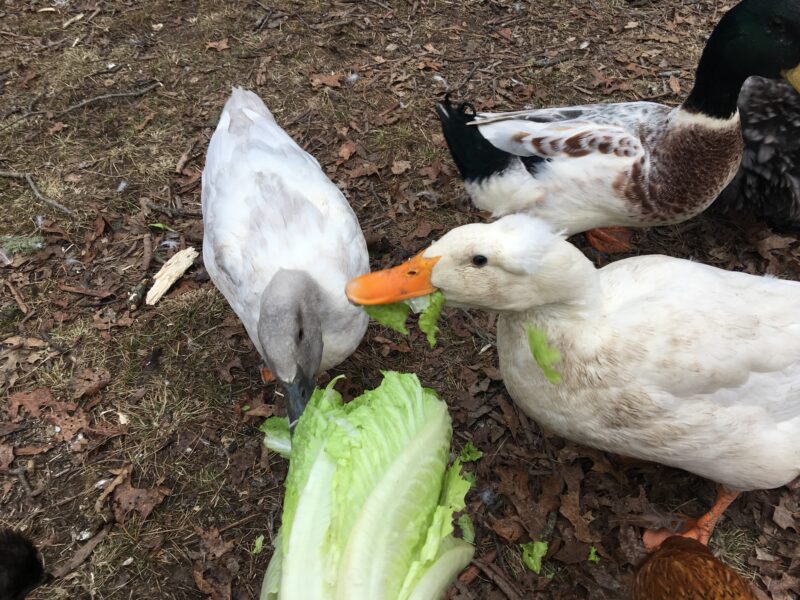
[457,514,475,544]
[260,416,292,458]
[457,441,483,463]
[521,540,549,575]
[418,291,445,348]
[362,291,446,348]
[364,302,410,335]
[525,324,562,384]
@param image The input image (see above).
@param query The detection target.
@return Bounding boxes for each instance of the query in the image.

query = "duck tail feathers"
[223,87,275,124]
[435,94,512,182]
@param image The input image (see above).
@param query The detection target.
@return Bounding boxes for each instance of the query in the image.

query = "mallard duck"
[345,214,800,547]
[0,529,50,600]
[715,76,800,231]
[633,537,756,600]
[202,88,369,424]
[436,0,800,252]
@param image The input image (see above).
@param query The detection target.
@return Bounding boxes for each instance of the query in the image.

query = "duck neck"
[683,47,745,121]
[519,241,600,320]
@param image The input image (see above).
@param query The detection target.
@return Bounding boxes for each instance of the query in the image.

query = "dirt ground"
[1,0,799,598]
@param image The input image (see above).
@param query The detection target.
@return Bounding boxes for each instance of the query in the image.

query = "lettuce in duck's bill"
[261,372,474,600]
[346,253,445,348]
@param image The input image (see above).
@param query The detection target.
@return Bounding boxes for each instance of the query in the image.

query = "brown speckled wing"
[633,537,756,600]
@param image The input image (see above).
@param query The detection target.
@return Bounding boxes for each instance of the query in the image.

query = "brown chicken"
[633,536,756,600]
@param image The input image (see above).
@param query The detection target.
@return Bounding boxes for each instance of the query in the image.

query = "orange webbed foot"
[585,227,633,253]
[260,367,275,384]
[642,486,739,552]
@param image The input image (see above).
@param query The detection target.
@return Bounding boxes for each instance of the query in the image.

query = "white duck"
[202,87,369,424]
[436,0,800,252]
[346,214,800,547]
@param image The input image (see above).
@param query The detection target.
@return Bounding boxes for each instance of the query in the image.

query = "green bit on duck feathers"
[436,0,800,236]
[525,325,562,384]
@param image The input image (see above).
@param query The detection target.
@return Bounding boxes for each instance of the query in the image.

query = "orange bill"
[346,252,440,305]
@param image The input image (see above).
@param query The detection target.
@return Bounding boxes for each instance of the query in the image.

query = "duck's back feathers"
[716,76,800,231]
[202,88,368,366]
[437,96,742,232]
[633,537,756,600]
[0,529,48,600]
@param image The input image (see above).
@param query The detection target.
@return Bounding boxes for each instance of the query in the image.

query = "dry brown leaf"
[391,160,411,175]
[668,75,681,95]
[338,140,358,161]
[70,367,112,400]
[0,444,14,471]
[193,561,233,600]
[346,163,380,179]
[216,357,243,384]
[7,388,56,422]
[310,72,343,89]
[206,38,230,51]
[196,526,236,559]
[559,489,599,543]
[772,496,798,532]
[113,480,171,523]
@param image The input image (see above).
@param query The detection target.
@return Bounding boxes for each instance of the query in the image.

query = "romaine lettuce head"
[261,372,473,600]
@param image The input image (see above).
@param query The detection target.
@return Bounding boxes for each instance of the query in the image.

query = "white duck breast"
[202,88,368,390]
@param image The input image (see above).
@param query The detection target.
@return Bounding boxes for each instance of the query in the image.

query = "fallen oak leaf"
[196,526,236,559]
[391,160,411,175]
[70,367,111,400]
[206,38,230,51]
[0,444,14,471]
[310,72,343,89]
[113,479,171,523]
[338,140,358,162]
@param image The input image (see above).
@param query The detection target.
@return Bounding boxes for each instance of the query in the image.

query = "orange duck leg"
[643,485,739,551]
[585,227,633,253]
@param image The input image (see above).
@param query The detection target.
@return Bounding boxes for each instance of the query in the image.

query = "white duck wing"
[601,257,800,418]
[472,101,669,160]
[202,88,367,349]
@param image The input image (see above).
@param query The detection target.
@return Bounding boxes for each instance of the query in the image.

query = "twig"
[55,81,160,117]
[471,558,525,600]
[58,284,114,299]
[453,63,479,92]
[51,524,112,578]
[143,199,201,218]
[0,170,77,217]
[4,281,29,314]
[174,135,200,174]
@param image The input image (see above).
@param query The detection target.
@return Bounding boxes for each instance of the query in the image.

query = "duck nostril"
[408,269,419,276]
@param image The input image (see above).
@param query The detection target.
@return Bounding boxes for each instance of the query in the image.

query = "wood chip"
[145,247,199,305]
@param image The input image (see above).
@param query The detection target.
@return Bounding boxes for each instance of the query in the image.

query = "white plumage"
[202,87,368,381]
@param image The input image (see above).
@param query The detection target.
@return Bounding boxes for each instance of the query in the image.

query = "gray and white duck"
[202,88,369,425]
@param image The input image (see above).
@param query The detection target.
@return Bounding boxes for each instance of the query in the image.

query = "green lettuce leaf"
[260,416,292,458]
[458,441,483,463]
[457,514,475,544]
[418,291,445,348]
[267,372,474,600]
[521,540,549,575]
[364,303,410,335]
[525,324,562,384]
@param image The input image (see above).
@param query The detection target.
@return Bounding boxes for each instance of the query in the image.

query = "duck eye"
[770,16,787,33]
[472,255,488,267]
